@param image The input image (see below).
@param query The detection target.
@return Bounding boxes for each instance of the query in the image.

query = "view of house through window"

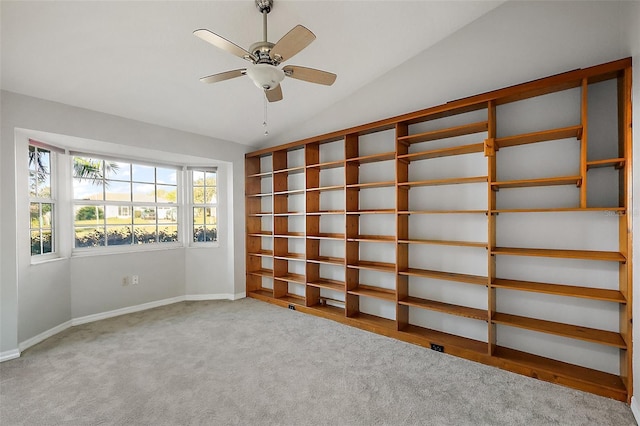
[29,145,55,255]
[191,169,217,242]
[73,156,179,248]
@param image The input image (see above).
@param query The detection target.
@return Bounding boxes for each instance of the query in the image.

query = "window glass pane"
[28,146,37,171]
[73,157,103,179]
[134,225,157,244]
[158,207,177,224]
[193,207,205,225]
[29,172,38,197]
[205,172,216,186]
[37,173,51,198]
[106,162,130,181]
[133,183,156,202]
[133,206,156,224]
[30,230,41,255]
[74,178,103,200]
[204,226,217,242]
[106,205,132,226]
[157,185,177,203]
[192,171,205,185]
[159,225,178,242]
[157,167,177,185]
[41,203,53,228]
[30,203,40,228]
[105,180,131,202]
[75,227,105,247]
[107,226,133,246]
[193,226,205,242]
[205,207,216,225]
[204,187,217,204]
[41,230,53,254]
[74,205,104,227]
[132,164,155,183]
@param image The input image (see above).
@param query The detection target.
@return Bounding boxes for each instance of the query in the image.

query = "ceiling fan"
[193,0,336,103]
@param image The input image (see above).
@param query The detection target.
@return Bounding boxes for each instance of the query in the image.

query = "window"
[72,156,179,248]
[191,169,217,242]
[29,145,55,255]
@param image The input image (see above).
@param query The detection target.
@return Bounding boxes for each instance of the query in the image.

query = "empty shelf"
[347,234,396,243]
[399,176,488,188]
[398,143,485,162]
[248,249,273,257]
[348,260,396,273]
[345,151,396,164]
[247,268,273,277]
[586,158,625,169]
[399,296,487,321]
[398,121,488,145]
[307,278,346,292]
[307,256,345,265]
[348,285,396,301]
[306,160,345,170]
[491,176,582,190]
[401,324,487,355]
[495,125,582,149]
[307,233,345,240]
[492,278,626,303]
[492,247,625,262]
[399,268,487,285]
[398,238,487,248]
[346,181,396,189]
[275,273,306,284]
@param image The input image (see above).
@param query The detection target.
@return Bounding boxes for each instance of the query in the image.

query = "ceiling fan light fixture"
[246,63,285,90]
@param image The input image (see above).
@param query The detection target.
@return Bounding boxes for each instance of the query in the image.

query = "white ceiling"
[1,1,502,147]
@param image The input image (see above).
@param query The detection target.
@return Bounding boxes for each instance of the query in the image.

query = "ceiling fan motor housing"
[246,63,285,90]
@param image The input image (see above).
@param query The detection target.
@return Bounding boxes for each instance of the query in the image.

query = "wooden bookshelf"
[245,57,633,402]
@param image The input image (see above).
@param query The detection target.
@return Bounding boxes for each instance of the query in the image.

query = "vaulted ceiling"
[1,1,502,147]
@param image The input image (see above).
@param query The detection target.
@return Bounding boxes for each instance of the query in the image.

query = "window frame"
[189,167,219,246]
[28,144,57,259]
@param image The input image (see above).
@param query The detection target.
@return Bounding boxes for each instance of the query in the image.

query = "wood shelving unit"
[245,58,633,402]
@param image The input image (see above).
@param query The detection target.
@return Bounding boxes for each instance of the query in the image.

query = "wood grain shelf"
[345,151,396,164]
[398,176,488,188]
[307,256,345,265]
[307,233,345,240]
[349,312,396,331]
[247,231,273,237]
[248,249,273,257]
[248,288,273,298]
[398,121,488,145]
[492,247,625,262]
[491,176,582,190]
[491,207,626,213]
[247,212,273,217]
[306,210,346,215]
[347,260,396,273]
[277,293,305,305]
[307,278,345,292]
[346,209,395,215]
[274,253,305,261]
[273,189,305,195]
[306,185,344,192]
[494,125,583,149]
[401,324,487,355]
[348,285,396,302]
[586,158,625,170]
[247,268,273,277]
[398,238,487,248]
[398,143,485,162]
[306,160,345,170]
[273,211,305,216]
[246,171,273,178]
[492,312,626,348]
[275,273,306,284]
[273,232,306,239]
[492,278,626,303]
[399,268,487,286]
[347,234,396,243]
[309,303,345,317]
[273,166,305,174]
[246,192,273,198]
[398,210,488,215]
[346,181,396,189]
[399,297,487,321]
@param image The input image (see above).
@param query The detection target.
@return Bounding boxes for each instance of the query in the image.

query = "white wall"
[1,91,249,355]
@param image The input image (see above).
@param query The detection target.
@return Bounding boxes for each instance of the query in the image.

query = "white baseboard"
[19,320,73,353]
[233,292,246,300]
[0,348,21,362]
[72,296,185,326]
[631,396,640,424]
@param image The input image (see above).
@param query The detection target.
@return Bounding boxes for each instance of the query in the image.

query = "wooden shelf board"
[247,268,273,277]
[348,260,396,273]
[345,151,396,164]
[248,288,273,298]
[306,210,346,215]
[247,249,273,257]
[398,121,488,145]
[399,176,488,188]
[306,185,344,192]
[247,231,273,237]
[306,160,345,170]
[492,247,625,262]
[273,211,305,216]
[492,278,626,303]
[248,212,273,217]
[398,143,485,162]
[491,175,581,190]
[273,189,305,196]
[493,346,626,400]
[495,125,582,149]
[492,312,626,348]
[346,181,396,190]
[307,233,345,240]
[274,253,305,261]
[401,324,487,355]
[308,303,345,317]
[277,294,305,305]
[273,166,305,175]
[307,256,345,265]
[491,207,625,213]
[246,192,273,198]
[307,278,345,292]
[586,158,625,170]
[275,273,306,284]
[349,285,396,302]
[246,171,273,178]
[346,209,395,215]
[398,210,488,215]
[349,312,396,330]
[347,234,396,243]
[398,239,487,248]
[399,268,487,286]
[273,232,306,239]
[399,296,487,321]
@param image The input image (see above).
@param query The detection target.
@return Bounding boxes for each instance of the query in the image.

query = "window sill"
[30,254,67,266]
[71,242,184,258]
[188,242,220,249]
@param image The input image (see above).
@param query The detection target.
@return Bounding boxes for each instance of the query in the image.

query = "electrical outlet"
[132,275,139,285]
[430,343,444,353]
[288,304,295,310]
[122,276,129,286]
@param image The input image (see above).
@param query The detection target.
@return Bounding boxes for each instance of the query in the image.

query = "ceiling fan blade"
[283,65,337,86]
[269,25,316,63]
[265,85,283,103]
[193,29,256,62]
[199,69,246,84]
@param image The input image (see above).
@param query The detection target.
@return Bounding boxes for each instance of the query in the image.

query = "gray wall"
[1,91,249,354]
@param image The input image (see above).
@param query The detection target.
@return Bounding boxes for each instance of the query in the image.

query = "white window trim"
[188,167,219,247]
[28,144,58,261]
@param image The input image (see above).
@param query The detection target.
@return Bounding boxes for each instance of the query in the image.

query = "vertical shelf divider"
[486,101,497,356]
[345,133,360,318]
[580,78,588,208]
[396,122,409,331]
[305,143,321,307]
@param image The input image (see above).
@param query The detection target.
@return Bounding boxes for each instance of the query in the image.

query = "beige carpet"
[0,299,635,425]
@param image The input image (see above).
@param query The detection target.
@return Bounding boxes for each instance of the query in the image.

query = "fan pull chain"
[263,97,269,136]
